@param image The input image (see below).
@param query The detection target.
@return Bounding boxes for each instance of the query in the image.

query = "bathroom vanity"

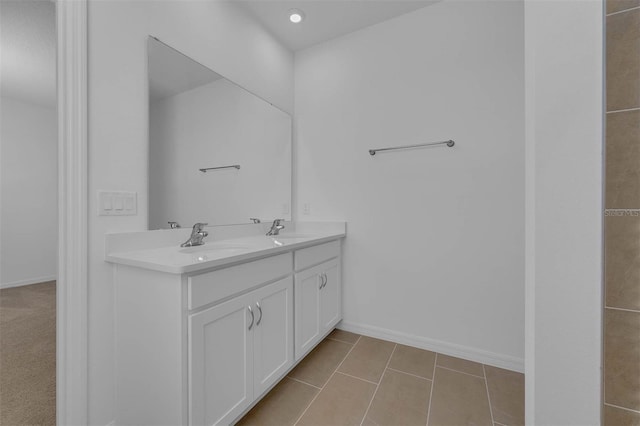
[106,222,345,425]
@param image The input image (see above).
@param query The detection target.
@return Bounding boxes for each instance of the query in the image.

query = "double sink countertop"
[105,221,346,274]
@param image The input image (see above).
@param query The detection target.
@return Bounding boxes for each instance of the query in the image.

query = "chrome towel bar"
[199,165,241,172]
[369,139,455,156]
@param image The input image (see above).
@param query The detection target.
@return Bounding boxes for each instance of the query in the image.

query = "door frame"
[56,0,89,424]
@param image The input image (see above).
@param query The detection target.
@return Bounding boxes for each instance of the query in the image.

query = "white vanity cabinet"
[294,241,342,360]
[110,235,343,426]
[189,276,293,426]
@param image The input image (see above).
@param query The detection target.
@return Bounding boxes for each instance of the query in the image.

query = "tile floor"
[238,330,524,426]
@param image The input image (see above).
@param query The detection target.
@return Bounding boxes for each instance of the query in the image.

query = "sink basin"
[180,244,253,263]
[179,244,251,254]
[270,234,314,240]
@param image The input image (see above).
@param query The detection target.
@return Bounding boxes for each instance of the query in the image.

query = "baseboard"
[337,320,524,373]
[0,275,57,289]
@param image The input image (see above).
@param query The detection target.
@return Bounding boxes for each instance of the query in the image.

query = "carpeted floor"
[0,281,56,425]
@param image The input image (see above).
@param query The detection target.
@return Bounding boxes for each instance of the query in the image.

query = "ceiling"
[0,0,56,107]
[234,0,440,51]
[0,1,439,106]
[149,38,224,102]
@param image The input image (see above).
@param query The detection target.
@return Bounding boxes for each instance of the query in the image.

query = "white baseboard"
[1,275,57,290]
[337,320,524,373]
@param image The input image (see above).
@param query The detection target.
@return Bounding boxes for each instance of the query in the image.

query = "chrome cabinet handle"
[248,305,254,330]
[319,274,324,289]
[319,273,327,289]
[256,302,263,326]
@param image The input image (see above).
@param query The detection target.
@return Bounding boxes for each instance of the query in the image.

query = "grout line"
[483,364,496,425]
[326,336,357,345]
[335,371,379,386]
[604,402,640,415]
[605,306,640,314]
[606,5,640,16]
[386,367,432,381]
[359,344,397,426]
[287,376,323,390]
[335,335,362,371]
[426,353,437,426]
[293,336,361,425]
[435,365,486,380]
[606,107,640,114]
[494,422,509,426]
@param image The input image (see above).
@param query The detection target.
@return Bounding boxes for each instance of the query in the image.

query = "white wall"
[0,96,57,288]
[295,0,525,369]
[524,0,603,424]
[88,1,293,423]
[149,78,291,229]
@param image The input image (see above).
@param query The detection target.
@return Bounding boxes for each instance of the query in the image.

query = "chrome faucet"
[168,221,181,229]
[266,219,285,236]
[181,223,209,247]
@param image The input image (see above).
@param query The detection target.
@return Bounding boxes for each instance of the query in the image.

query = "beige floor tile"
[428,367,492,426]
[436,354,485,377]
[288,338,352,387]
[388,344,436,379]
[337,337,395,383]
[606,111,640,210]
[237,378,318,426]
[605,308,640,411]
[484,366,524,426]
[605,214,640,311]
[364,369,431,426]
[297,373,376,426]
[361,417,378,426]
[604,404,640,425]
[607,0,640,14]
[607,9,640,111]
[328,329,360,344]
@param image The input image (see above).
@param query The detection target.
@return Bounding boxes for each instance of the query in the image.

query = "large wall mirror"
[148,37,292,230]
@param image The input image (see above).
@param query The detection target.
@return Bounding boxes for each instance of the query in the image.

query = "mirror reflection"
[148,37,292,230]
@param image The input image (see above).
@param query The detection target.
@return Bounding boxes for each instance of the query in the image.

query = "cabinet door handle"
[319,274,324,289]
[256,302,263,326]
[248,305,254,330]
[320,273,327,289]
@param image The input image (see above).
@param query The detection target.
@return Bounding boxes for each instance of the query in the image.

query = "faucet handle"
[273,218,284,225]
[193,222,208,232]
[250,218,261,224]
[168,221,181,229]
[181,223,209,247]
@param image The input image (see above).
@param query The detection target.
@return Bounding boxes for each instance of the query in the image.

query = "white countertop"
[105,222,345,274]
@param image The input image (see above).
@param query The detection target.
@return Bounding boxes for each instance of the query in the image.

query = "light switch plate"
[98,191,137,216]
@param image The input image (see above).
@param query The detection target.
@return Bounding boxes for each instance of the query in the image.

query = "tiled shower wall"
[604,0,640,424]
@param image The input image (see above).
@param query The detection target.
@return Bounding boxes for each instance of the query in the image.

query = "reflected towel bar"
[369,140,455,156]
[199,165,241,172]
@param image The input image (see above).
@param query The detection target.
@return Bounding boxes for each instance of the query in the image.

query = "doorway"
[0,1,57,423]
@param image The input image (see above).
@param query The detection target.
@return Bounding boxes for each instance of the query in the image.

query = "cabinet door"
[252,277,294,396]
[320,259,341,331]
[294,266,322,360]
[189,293,254,426]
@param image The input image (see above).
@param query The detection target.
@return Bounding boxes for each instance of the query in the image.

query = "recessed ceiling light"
[288,9,305,24]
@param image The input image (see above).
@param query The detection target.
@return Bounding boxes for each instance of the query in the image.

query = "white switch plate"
[98,191,137,216]
[303,203,311,215]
